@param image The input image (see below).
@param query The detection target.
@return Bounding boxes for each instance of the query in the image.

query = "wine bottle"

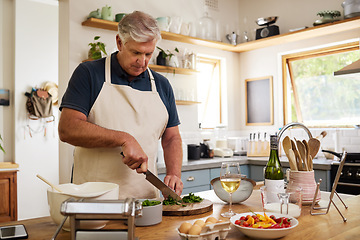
[264,134,284,201]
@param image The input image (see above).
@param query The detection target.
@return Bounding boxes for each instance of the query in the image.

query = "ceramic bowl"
[135,199,163,226]
[210,177,255,203]
[230,212,299,239]
[47,182,119,231]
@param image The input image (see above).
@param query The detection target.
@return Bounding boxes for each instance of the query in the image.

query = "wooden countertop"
[0,191,358,239]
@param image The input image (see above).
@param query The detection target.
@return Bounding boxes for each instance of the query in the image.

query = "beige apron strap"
[147,68,157,92]
[105,56,111,83]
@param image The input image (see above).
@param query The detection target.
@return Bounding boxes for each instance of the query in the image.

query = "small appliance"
[255,16,279,40]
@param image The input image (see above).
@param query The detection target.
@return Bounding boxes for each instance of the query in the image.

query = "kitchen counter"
[1,190,358,240]
[157,156,335,174]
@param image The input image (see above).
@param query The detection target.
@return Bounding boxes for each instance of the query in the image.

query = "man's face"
[116,35,156,78]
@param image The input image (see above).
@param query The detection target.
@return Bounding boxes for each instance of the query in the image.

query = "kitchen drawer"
[158,169,210,189]
[181,169,210,189]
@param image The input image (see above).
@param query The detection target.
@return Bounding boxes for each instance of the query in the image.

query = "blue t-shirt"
[60,52,180,128]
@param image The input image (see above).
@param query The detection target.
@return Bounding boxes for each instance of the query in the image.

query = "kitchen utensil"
[316,131,327,141]
[156,17,172,31]
[144,170,182,201]
[282,136,292,155]
[169,16,182,34]
[230,212,299,239]
[162,199,213,216]
[226,32,238,45]
[291,140,303,171]
[308,138,321,160]
[288,149,298,171]
[37,174,62,192]
[303,140,311,171]
[211,177,255,203]
[256,16,278,26]
[342,0,360,18]
[321,150,360,162]
[296,140,308,170]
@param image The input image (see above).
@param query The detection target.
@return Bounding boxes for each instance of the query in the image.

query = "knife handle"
[121,152,147,174]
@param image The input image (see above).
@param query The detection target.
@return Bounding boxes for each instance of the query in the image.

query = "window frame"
[281,41,360,127]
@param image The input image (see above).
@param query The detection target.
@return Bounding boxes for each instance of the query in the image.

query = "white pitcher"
[156,17,172,31]
[169,16,182,34]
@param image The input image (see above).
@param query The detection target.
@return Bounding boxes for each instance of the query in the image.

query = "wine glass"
[220,162,241,217]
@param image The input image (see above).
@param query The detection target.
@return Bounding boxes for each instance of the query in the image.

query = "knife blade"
[144,170,182,201]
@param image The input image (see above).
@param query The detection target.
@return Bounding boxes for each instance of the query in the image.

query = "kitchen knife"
[120,152,182,201]
[144,170,182,201]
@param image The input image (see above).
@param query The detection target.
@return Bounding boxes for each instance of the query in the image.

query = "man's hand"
[120,136,148,173]
[164,174,183,196]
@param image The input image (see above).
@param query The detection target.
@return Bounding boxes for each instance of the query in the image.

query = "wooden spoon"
[303,140,311,171]
[291,140,303,171]
[36,174,62,192]
[282,136,292,155]
[296,140,308,171]
[288,149,298,171]
[308,138,321,160]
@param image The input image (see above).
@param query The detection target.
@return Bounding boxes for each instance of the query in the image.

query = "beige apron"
[73,55,169,199]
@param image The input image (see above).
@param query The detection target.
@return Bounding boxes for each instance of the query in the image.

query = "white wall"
[14,0,59,220]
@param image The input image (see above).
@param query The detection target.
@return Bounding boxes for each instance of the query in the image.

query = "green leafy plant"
[88,36,107,60]
[156,46,179,61]
[0,134,5,154]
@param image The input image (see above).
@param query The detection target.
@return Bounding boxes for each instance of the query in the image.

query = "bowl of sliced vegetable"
[230,212,299,239]
[135,199,163,226]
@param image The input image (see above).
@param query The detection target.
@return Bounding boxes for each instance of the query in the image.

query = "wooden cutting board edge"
[162,199,213,216]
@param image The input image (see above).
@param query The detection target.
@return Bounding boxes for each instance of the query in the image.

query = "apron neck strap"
[106,55,157,93]
[105,55,111,84]
[147,68,157,92]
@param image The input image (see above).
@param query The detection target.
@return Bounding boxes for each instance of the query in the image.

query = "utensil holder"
[310,151,348,222]
[287,170,320,204]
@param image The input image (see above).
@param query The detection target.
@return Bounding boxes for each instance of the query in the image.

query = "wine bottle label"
[265,179,285,202]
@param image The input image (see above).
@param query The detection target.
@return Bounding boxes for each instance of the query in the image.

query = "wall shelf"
[175,100,201,105]
[82,16,360,53]
[149,64,197,75]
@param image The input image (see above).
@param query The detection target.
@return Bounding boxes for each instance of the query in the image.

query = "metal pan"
[322,149,360,162]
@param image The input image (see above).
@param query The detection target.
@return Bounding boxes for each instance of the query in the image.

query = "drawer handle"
[187,176,195,181]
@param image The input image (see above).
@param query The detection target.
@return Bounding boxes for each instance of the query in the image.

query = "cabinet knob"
[187,176,195,181]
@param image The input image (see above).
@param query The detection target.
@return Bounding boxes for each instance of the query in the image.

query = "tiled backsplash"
[180,128,360,158]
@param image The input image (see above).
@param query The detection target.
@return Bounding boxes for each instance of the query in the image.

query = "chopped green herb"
[182,192,203,203]
[142,200,161,206]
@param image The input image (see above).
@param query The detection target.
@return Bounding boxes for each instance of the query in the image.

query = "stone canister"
[287,170,320,205]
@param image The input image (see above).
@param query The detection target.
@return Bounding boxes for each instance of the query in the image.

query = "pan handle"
[322,149,342,158]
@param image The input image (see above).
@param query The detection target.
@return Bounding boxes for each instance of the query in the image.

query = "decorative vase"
[101,5,113,21]
[166,55,179,68]
[156,53,166,66]
[287,170,320,205]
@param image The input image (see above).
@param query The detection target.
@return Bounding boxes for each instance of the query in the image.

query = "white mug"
[169,16,182,34]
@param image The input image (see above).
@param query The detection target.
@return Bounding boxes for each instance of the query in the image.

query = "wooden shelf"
[149,64,197,75]
[82,17,360,53]
[175,100,201,105]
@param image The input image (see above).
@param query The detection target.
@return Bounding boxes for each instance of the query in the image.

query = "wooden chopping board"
[162,199,213,216]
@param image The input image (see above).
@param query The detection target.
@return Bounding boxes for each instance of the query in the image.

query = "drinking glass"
[220,162,241,217]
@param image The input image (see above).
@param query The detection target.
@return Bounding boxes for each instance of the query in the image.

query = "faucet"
[277,122,313,142]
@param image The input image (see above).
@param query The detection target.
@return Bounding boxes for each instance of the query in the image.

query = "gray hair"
[118,11,161,44]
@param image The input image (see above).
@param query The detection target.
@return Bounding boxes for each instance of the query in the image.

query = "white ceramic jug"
[180,22,191,36]
[156,17,172,31]
[169,16,182,34]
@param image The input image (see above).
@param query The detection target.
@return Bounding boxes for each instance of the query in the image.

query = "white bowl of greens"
[135,199,163,226]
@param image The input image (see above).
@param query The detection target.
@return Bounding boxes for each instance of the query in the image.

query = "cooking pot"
[188,144,200,160]
[342,0,360,18]
[322,149,360,162]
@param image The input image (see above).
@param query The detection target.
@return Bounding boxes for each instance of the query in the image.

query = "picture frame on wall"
[245,76,273,126]
[0,89,10,106]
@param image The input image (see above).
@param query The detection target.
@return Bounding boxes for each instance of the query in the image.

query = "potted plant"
[88,36,108,60]
[156,47,179,67]
[0,134,5,154]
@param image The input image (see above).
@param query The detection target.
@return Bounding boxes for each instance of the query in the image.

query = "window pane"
[289,49,360,126]
[197,58,221,128]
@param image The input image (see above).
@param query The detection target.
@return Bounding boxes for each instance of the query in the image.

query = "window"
[197,57,222,128]
[282,41,360,127]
